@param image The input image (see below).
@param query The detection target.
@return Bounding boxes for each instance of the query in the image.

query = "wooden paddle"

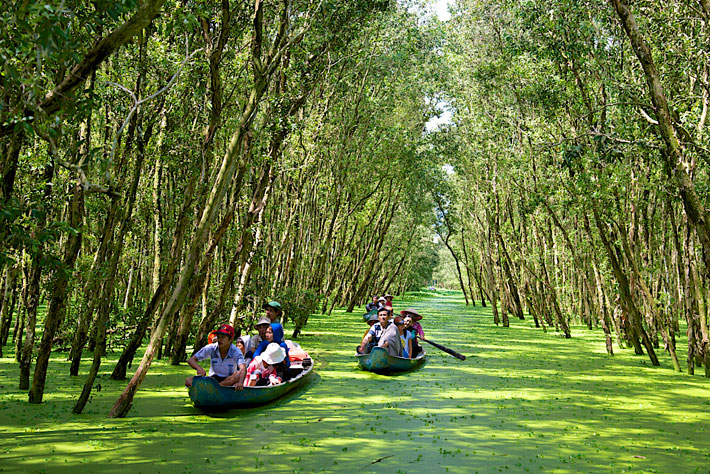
[417,336,466,360]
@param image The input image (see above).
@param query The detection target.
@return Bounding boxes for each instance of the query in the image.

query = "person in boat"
[401,308,424,357]
[384,294,393,306]
[357,306,390,354]
[401,314,417,358]
[185,323,246,389]
[251,316,272,350]
[245,343,286,387]
[236,335,253,366]
[361,310,379,339]
[378,313,404,357]
[365,295,379,312]
[253,323,291,371]
[263,300,283,324]
[401,308,424,338]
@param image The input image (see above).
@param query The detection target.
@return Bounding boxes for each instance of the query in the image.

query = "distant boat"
[188,363,314,410]
[355,347,426,374]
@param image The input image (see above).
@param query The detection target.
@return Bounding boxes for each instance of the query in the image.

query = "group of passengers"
[184,301,311,390]
[358,294,425,359]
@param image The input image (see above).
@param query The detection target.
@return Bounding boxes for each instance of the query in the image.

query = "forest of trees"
[1,0,709,417]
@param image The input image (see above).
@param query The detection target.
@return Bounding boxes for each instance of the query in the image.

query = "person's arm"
[187,355,206,377]
[359,333,372,352]
[222,363,246,389]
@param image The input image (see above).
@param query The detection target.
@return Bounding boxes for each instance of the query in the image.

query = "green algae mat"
[1,291,709,473]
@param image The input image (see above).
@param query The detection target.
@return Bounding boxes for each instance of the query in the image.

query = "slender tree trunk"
[28,182,84,403]
[592,206,659,365]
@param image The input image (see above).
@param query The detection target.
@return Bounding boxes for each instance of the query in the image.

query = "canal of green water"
[1,290,709,473]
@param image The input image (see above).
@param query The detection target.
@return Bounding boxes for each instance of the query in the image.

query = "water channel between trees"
[1,290,708,473]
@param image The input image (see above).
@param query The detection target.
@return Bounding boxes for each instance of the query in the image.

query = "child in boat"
[357,307,390,354]
[245,343,286,386]
[185,324,246,389]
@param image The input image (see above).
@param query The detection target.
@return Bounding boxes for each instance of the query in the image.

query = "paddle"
[417,336,466,360]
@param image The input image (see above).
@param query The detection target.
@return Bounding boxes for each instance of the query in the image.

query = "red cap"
[214,324,235,339]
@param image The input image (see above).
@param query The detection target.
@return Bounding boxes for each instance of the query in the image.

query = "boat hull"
[188,364,314,410]
[355,347,426,374]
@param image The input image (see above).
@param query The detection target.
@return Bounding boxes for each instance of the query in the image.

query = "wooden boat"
[188,363,315,410]
[355,347,426,374]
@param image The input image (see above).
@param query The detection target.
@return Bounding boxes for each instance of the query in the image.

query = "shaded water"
[1,290,709,473]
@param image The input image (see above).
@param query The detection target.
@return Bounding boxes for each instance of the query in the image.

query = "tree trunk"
[28,182,84,403]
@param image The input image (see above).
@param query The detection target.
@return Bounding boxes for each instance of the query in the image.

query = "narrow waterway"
[1,290,709,473]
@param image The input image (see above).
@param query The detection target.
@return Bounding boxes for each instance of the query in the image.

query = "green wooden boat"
[355,347,426,374]
[188,363,314,411]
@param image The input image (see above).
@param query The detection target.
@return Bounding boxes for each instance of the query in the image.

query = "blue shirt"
[193,342,245,378]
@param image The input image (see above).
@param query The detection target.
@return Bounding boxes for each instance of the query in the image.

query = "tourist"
[401,308,424,338]
[185,324,246,389]
[401,315,416,358]
[253,323,290,368]
[263,300,283,324]
[236,335,253,366]
[250,316,272,350]
[245,343,286,386]
[358,307,390,354]
[365,295,379,312]
[378,313,403,357]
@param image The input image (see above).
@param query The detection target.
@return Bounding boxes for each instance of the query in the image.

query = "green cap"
[363,309,377,323]
[262,300,282,311]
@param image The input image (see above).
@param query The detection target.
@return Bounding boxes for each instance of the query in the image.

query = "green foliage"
[276,288,320,338]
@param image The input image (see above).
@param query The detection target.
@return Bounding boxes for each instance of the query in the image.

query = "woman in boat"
[401,308,424,338]
[252,323,290,368]
[401,315,415,358]
[245,343,286,386]
[236,335,253,366]
[401,309,424,357]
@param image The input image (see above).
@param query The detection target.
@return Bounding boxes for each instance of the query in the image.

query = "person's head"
[214,324,235,348]
[367,311,379,326]
[401,308,422,322]
[393,314,404,328]
[377,296,386,305]
[236,335,251,354]
[403,315,413,328]
[265,325,274,342]
[255,316,271,337]
[261,343,286,367]
[372,295,379,303]
[263,301,283,322]
[385,294,393,302]
[377,307,389,326]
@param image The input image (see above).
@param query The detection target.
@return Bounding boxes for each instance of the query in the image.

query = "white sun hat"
[261,343,286,365]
